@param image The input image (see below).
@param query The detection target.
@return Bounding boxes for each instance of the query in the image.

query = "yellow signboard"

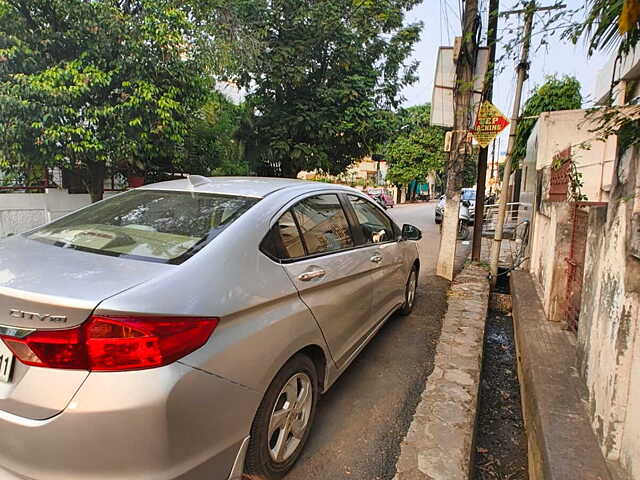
[471,101,510,148]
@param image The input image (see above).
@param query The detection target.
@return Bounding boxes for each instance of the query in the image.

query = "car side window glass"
[292,195,354,255]
[348,195,394,244]
[261,210,306,260]
[276,211,306,258]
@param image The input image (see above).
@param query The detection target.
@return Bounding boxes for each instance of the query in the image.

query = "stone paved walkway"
[394,264,490,480]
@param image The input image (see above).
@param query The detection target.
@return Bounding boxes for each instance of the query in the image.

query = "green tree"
[513,75,582,169]
[0,0,240,201]
[383,104,448,185]
[235,0,422,178]
[181,92,249,178]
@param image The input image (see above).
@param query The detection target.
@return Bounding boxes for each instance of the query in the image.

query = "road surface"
[284,201,470,480]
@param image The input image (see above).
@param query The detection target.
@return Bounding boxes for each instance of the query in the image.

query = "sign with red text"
[472,101,509,148]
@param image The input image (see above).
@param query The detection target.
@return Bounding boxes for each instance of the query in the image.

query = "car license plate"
[0,340,15,383]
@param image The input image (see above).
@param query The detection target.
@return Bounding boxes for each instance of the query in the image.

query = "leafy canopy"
[0,0,237,199]
[513,75,582,169]
[235,0,422,178]
[383,104,448,185]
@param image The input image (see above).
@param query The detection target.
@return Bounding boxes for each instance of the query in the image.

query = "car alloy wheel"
[400,266,418,316]
[245,354,318,479]
[268,372,313,462]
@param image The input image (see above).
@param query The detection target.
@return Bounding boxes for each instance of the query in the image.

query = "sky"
[400,0,612,151]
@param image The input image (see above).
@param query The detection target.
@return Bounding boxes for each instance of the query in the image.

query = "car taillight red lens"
[1,316,218,372]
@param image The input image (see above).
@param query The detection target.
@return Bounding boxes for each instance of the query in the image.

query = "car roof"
[138,176,341,198]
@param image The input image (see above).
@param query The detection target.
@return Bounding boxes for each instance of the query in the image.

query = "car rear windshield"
[27,190,259,264]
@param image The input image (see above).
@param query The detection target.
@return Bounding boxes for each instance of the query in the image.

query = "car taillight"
[1,315,218,372]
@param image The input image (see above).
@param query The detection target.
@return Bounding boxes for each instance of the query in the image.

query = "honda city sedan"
[0,177,421,480]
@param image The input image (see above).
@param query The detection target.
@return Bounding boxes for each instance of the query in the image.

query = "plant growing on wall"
[552,150,588,202]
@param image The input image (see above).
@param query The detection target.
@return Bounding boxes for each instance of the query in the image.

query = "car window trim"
[288,207,310,256]
[336,193,364,246]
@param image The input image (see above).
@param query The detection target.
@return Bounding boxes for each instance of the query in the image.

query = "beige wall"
[528,197,572,322]
[577,145,640,479]
[523,109,619,322]
[533,109,616,202]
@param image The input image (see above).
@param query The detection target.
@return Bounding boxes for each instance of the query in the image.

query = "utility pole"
[488,1,564,283]
[471,0,500,262]
[436,0,479,280]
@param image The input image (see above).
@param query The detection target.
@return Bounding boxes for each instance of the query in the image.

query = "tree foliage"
[0,0,240,200]
[182,92,249,178]
[565,0,640,56]
[513,75,582,169]
[235,0,422,178]
[383,104,448,185]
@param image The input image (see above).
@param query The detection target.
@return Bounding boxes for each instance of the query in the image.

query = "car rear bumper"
[0,363,261,480]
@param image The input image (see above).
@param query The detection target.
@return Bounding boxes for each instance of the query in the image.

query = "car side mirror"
[462,200,470,207]
[402,224,422,241]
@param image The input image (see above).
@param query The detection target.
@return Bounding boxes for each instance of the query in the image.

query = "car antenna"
[187,175,210,188]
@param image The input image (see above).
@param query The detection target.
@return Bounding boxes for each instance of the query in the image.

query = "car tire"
[244,354,318,480]
[399,265,418,316]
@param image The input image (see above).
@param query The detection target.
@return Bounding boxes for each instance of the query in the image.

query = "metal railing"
[482,202,532,240]
[482,202,533,271]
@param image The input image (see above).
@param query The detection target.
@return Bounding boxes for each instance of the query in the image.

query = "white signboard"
[430,45,490,128]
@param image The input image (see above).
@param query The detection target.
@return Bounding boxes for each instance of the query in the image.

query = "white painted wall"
[593,46,640,105]
[0,189,118,237]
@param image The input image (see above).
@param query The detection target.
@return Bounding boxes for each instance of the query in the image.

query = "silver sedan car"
[0,177,421,480]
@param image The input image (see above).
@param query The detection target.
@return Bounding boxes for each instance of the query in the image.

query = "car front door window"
[347,195,394,244]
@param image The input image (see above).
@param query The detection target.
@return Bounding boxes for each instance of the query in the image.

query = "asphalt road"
[284,201,470,480]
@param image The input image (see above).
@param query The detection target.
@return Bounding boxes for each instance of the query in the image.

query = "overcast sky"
[401,0,611,145]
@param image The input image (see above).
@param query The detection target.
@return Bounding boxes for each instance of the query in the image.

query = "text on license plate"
[0,340,15,383]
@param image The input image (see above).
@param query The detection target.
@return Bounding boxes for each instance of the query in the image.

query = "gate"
[564,202,606,332]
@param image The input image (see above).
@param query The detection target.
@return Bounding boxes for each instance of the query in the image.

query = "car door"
[271,194,378,367]
[345,194,406,319]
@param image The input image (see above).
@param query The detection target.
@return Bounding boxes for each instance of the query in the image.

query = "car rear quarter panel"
[0,363,259,480]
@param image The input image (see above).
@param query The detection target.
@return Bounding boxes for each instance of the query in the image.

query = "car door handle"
[298,269,326,281]
[370,254,383,263]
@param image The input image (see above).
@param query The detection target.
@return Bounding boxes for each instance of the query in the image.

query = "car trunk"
[0,236,170,419]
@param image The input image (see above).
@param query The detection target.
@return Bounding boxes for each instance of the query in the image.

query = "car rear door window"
[292,195,354,255]
[348,195,395,244]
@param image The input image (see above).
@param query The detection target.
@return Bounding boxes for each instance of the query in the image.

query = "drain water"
[473,307,528,480]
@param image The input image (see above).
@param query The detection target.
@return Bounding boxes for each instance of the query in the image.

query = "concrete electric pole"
[436,0,479,280]
[471,0,499,262]
[488,1,564,284]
